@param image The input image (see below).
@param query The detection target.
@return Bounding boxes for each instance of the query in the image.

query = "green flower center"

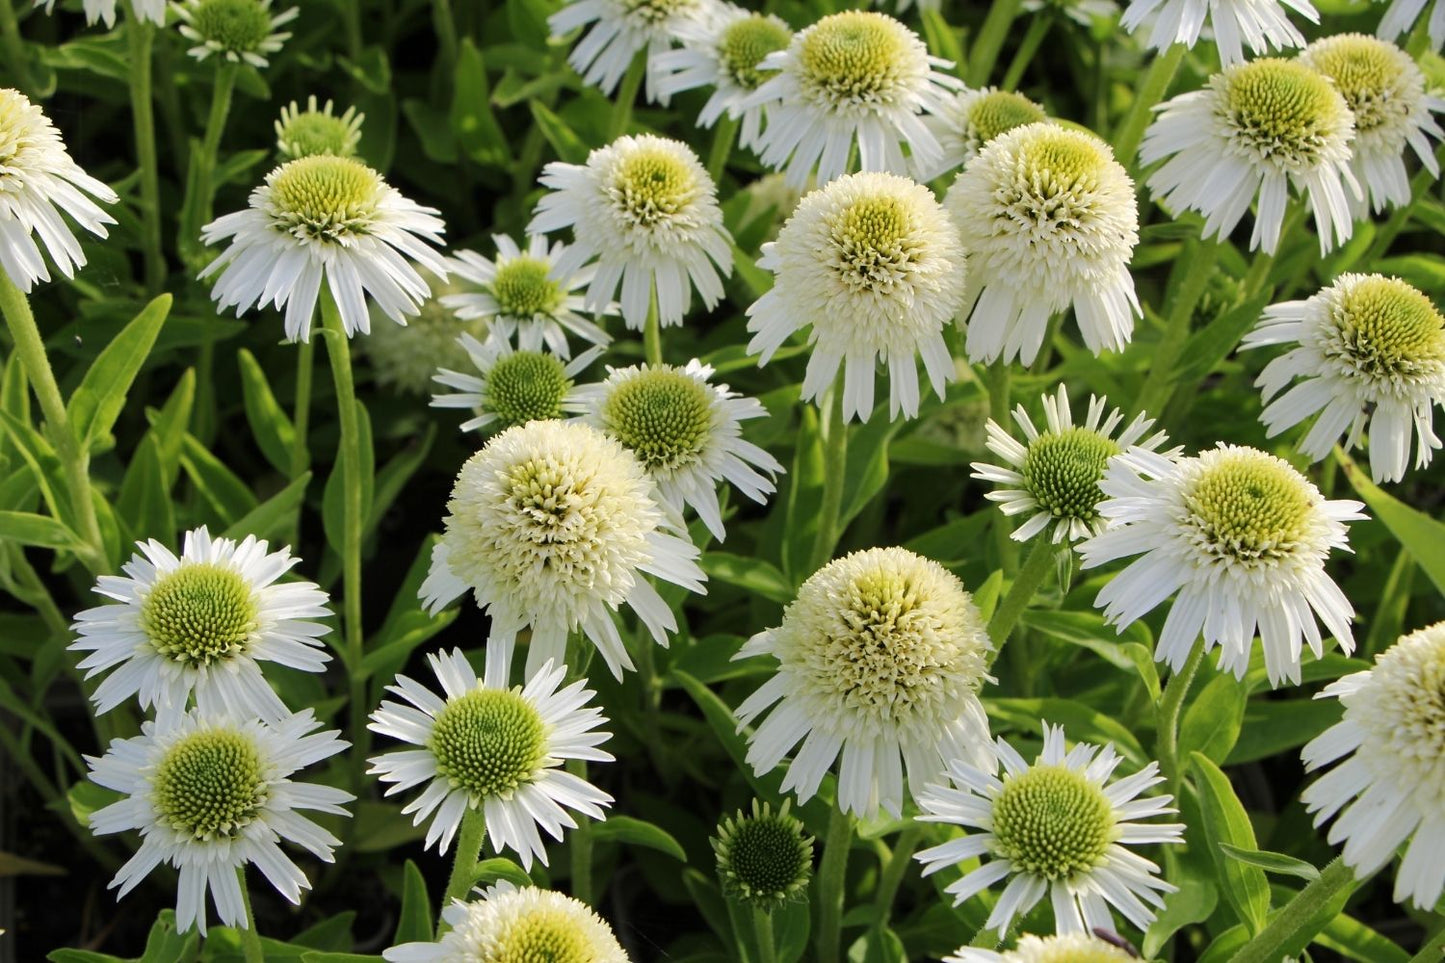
[1022,428,1119,522]
[152,729,268,840]
[277,112,358,160]
[1331,276,1445,378]
[1020,127,1109,186]
[968,91,1046,144]
[797,11,910,104]
[428,688,548,801]
[830,195,918,290]
[140,563,259,667]
[1220,59,1347,164]
[610,148,699,227]
[617,0,694,24]
[601,369,714,471]
[491,257,565,319]
[717,813,812,903]
[483,351,571,429]
[497,911,597,962]
[1302,35,1413,136]
[190,0,273,52]
[718,15,791,90]
[991,764,1116,880]
[269,155,382,239]
[1184,452,1315,563]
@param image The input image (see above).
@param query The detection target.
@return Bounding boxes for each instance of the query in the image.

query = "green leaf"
[1228,698,1343,765]
[1219,843,1321,882]
[115,434,175,545]
[1143,877,1218,958]
[181,433,259,524]
[66,780,121,829]
[138,910,199,963]
[780,405,825,584]
[847,926,907,963]
[292,912,356,951]
[1316,910,1411,963]
[237,349,297,475]
[144,369,196,488]
[298,954,383,963]
[221,473,312,544]
[0,510,82,549]
[453,41,511,166]
[366,424,435,536]
[67,294,172,450]
[473,857,533,888]
[47,952,125,963]
[1171,288,1273,385]
[529,99,589,165]
[700,552,794,604]
[1179,672,1247,763]
[590,815,687,861]
[1338,449,1445,594]
[0,851,64,875]
[396,860,433,945]
[775,899,811,963]
[988,698,1146,762]
[1189,752,1271,934]
[839,416,905,527]
[323,398,374,558]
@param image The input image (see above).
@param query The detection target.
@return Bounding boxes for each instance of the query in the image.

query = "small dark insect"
[1092,928,1140,958]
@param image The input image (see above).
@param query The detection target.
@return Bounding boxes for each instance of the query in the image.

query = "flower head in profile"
[175,0,298,67]
[916,724,1183,935]
[972,386,1173,544]
[384,882,629,963]
[431,333,599,433]
[1375,0,1445,49]
[359,277,490,396]
[70,526,330,722]
[712,799,814,911]
[927,87,1047,176]
[0,88,118,293]
[201,154,447,341]
[274,97,364,160]
[949,122,1139,366]
[1299,34,1444,215]
[549,0,710,103]
[39,0,164,28]
[1244,273,1445,483]
[368,649,613,866]
[530,134,732,330]
[574,359,783,541]
[747,171,965,423]
[86,707,352,934]
[1121,0,1318,67]
[420,419,706,680]
[1079,444,1365,686]
[945,932,1142,963]
[1142,58,1358,256]
[1302,621,1445,910]
[441,234,612,359]
[739,10,961,187]
[735,547,994,818]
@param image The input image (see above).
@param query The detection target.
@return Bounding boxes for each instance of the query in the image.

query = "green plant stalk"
[1112,43,1186,169]
[438,806,487,934]
[1000,15,1051,91]
[752,907,777,963]
[969,924,1002,948]
[808,386,849,574]
[984,537,1057,668]
[1135,239,1219,417]
[431,0,459,77]
[1154,644,1203,793]
[643,293,663,367]
[707,114,739,184]
[290,337,316,479]
[1409,923,1445,963]
[342,0,362,59]
[610,55,647,139]
[872,825,922,926]
[815,807,854,963]
[127,11,166,295]
[568,758,595,904]
[180,60,238,266]
[1232,858,1357,963]
[966,0,1022,86]
[238,867,265,963]
[0,0,37,98]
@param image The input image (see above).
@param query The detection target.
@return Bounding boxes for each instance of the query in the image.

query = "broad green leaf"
[221,473,312,544]
[847,926,907,963]
[682,868,735,948]
[780,405,825,584]
[1228,698,1343,765]
[0,851,64,875]
[145,369,196,488]
[68,294,172,450]
[452,40,510,167]
[401,98,459,164]
[0,510,82,550]
[181,433,259,524]
[1338,449,1445,594]
[1316,911,1411,963]
[1171,288,1273,385]
[840,416,905,527]
[47,952,125,963]
[66,779,120,829]
[138,909,199,963]
[701,552,793,604]
[115,434,175,545]
[529,99,588,165]
[776,899,811,963]
[366,424,435,536]
[396,860,433,945]
[237,349,297,475]
[1219,843,1321,881]
[1143,877,1218,958]
[1179,672,1247,763]
[1189,752,1271,934]
[292,913,356,951]
[473,857,532,888]
[590,815,687,861]
[988,698,1146,761]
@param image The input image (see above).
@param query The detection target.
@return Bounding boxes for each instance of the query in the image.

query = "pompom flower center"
[828,195,919,291]
[483,351,571,428]
[277,112,358,159]
[269,154,383,240]
[1219,59,1348,165]
[719,15,792,90]
[1353,629,1445,793]
[1301,35,1413,136]
[0,88,42,169]
[1182,452,1315,564]
[1019,127,1110,191]
[797,12,910,105]
[1022,427,1119,522]
[609,147,699,227]
[152,729,268,840]
[189,0,273,52]
[1329,276,1445,379]
[991,764,1116,880]
[490,256,565,319]
[968,90,1046,144]
[601,368,713,471]
[140,563,259,667]
[428,689,547,800]
[617,0,694,25]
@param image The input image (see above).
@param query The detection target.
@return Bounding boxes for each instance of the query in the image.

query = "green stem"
[815,807,854,963]
[1232,858,1357,963]
[968,924,1002,948]
[568,758,595,904]
[1134,239,1218,417]
[609,55,646,139]
[808,385,849,574]
[1000,15,1051,92]
[431,0,458,77]
[984,537,1057,668]
[1112,43,1185,170]
[238,867,265,963]
[752,907,777,963]
[643,292,662,367]
[127,12,165,295]
[438,806,487,934]
[872,826,921,927]
[341,0,362,59]
[966,0,1022,86]
[179,61,237,270]
[1409,924,1445,963]
[707,114,739,184]
[1154,644,1203,793]
[289,337,316,479]
[0,0,37,97]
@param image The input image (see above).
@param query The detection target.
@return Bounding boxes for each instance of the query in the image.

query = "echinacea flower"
[948,122,1140,366]
[368,649,613,866]
[0,88,118,293]
[945,932,1141,963]
[39,0,165,28]
[201,154,448,341]
[1244,273,1445,483]
[274,96,364,160]
[1375,0,1445,49]
[359,277,491,396]
[70,526,331,722]
[916,724,1184,935]
[549,0,712,103]
[747,171,965,423]
[927,87,1047,176]
[175,0,298,68]
[86,707,352,934]
[735,547,993,819]
[1120,0,1318,67]
[1079,444,1365,686]
[431,333,599,433]
[712,799,814,911]
[420,419,706,680]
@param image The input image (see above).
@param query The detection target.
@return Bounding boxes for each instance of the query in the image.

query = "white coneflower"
[274,96,364,160]
[441,235,611,359]
[383,882,628,962]
[916,724,1184,935]
[734,547,994,819]
[948,122,1139,366]
[70,526,330,722]
[927,87,1047,176]
[530,134,732,330]
[652,5,793,151]
[1020,0,1119,27]
[1302,622,1445,910]
[1376,0,1445,48]
[574,359,783,541]
[1142,58,1359,256]
[1079,444,1364,686]
[368,649,613,865]
[359,277,491,396]
[1244,274,1445,484]
[86,707,352,934]
[201,154,447,342]
[431,333,599,433]
[0,88,117,293]
[420,419,706,680]
[549,0,711,103]
[1299,34,1444,215]
[971,386,1173,544]
[739,10,961,187]
[1120,0,1318,67]
[945,932,1141,963]
[174,0,297,67]
[747,171,965,423]
[38,0,165,28]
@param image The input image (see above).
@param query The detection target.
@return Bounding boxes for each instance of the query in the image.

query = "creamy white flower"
[945,932,1141,963]
[384,882,629,963]
[1299,34,1445,215]
[972,386,1173,544]
[368,649,613,866]
[431,333,599,433]
[70,526,330,722]
[175,0,297,67]
[39,0,165,28]
[0,88,117,293]
[1142,58,1359,256]
[926,87,1047,177]
[1079,444,1364,686]
[86,707,352,934]
[201,154,447,342]
[734,547,994,819]
[550,0,712,103]
[441,234,611,359]
[1121,0,1318,67]
[274,96,364,160]
[1302,622,1445,909]
[360,277,491,396]
[1020,0,1120,27]
[420,419,706,680]
[530,134,732,331]
[1376,0,1445,49]
[747,171,965,423]
[1244,273,1445,483]
[916,724,1183,935]
[948,122,1139,366]
[738,10,962,188]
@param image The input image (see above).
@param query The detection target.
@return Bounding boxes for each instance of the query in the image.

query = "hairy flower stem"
[872,826,922,926]
[753,907,777,963]
[610,55,646,139]
[438,806,487,935]
[569,758,595,904]
[815,807,854,963]
[1135,239,1219,417]
[707,114,739,184]
[127,11,166,295]
[1113,43,1186,168]
[290,338,315,479]
[1155,645,1203,793]
[239,868,265,963]
[808,385,849,574]
[966,0,1022,86]
[1232,858,1357,963]
[180,61,238,268]
[985,538,1057,669]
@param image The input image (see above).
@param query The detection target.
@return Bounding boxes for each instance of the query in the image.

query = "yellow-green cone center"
[491,257,565,319]
[830,195,917,289]
[1221,59,1346,163]
[428,689,547,801]
[617,0,693,25]
[1332,277,1445,378]
[991,764,1116,880]
[798,12,909,102]
[1184,453,1315,563]
[483,351,571,429]
[969,91,1046,144]
[611,149,698,226]
[152,729,268,840]
[191,0,272,51]
[140,563,259,667]
[498,911,597,962]
[269,154,382,238]
[719,15,791,90]
[1021,428,1119,521]
[1302,35,1412,136]
[1020,128,1110,187]
[601,370,713,471]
